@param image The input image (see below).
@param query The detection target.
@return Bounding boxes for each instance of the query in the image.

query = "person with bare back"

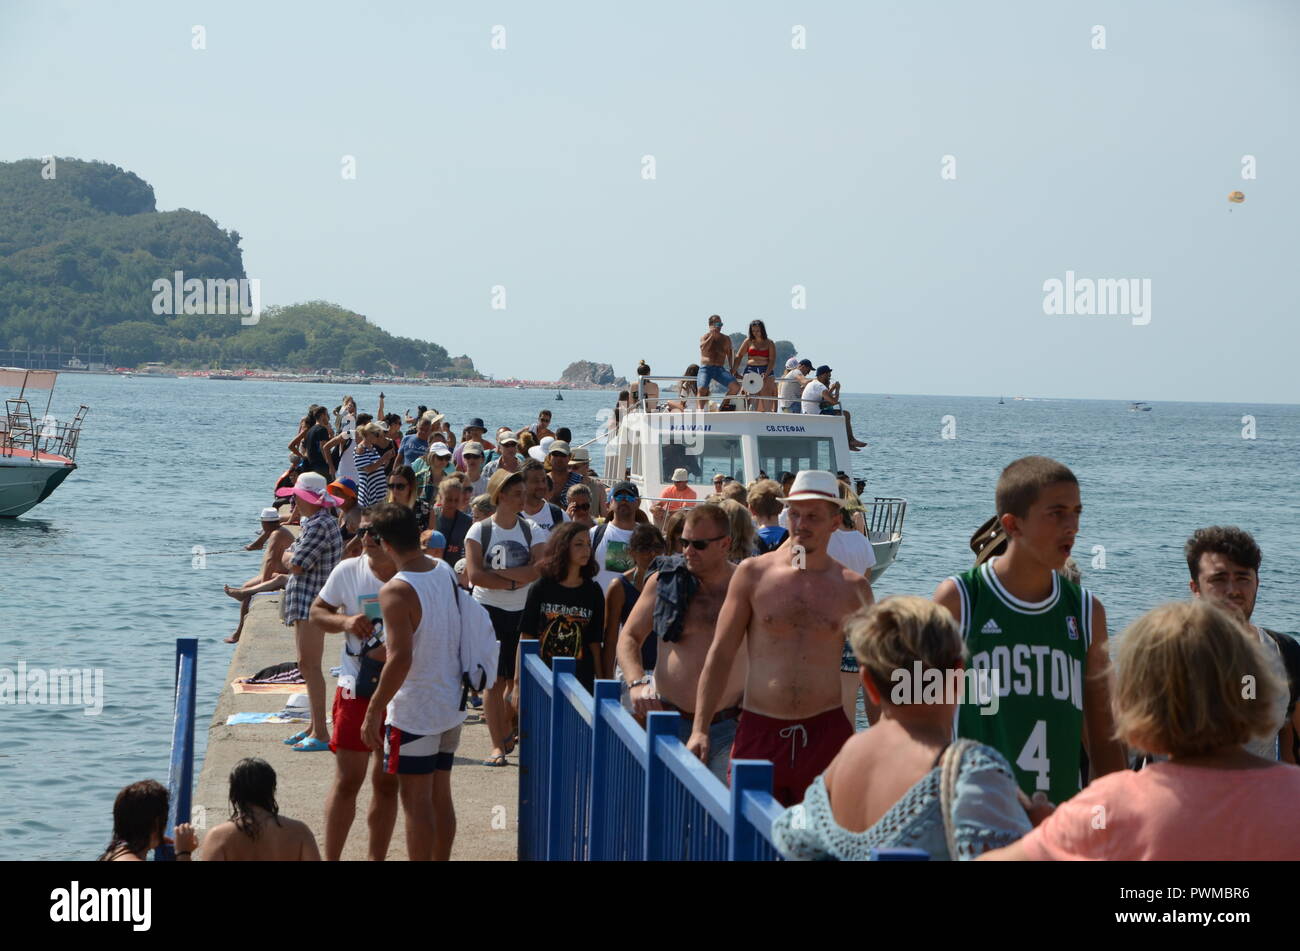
[223,507,294,643]
[697,314,741,410]
[688,471,874,805]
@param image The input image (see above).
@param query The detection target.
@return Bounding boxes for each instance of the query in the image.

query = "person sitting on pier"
[698,314,741,410]
[223,507,294,644]
[689,471,874,806]
[311,509,402,860]
[772,598,1035,861]
[98,780,197,861]
[201,758,321,861]
[618,503,746,783]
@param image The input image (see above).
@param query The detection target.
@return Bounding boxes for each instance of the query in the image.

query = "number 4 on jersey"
[1017,720,1051,791]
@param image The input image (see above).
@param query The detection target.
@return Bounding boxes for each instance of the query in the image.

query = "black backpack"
[1263,628,1300,719]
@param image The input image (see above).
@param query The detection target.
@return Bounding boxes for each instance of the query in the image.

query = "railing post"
[156,638,197,861]
[589,679,620,862]
[728,759,774,861]
[517,640,541,861]
[642,710,679,862]
[546,656,577,861]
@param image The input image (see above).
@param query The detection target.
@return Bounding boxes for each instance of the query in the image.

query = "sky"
[2,1,1297,402]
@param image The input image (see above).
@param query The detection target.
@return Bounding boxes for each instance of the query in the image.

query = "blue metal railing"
[518,642,786,861]
[155,638,197,861]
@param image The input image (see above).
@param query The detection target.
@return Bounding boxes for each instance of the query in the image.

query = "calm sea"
[2,375,1297,859]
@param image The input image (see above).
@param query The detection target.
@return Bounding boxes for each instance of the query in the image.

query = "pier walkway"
[193,593,517,860]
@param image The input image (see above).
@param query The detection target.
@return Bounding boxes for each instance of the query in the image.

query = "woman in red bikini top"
[732,319,778,409]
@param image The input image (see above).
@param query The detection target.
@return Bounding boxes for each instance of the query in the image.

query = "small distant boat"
[998,396,1005,404]
[555,391,564,401]
[1129,401,1152,412]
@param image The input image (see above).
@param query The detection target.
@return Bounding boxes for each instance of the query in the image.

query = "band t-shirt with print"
[520,578,605,690]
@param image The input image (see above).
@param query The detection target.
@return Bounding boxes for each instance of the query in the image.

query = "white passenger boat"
[0,368,88,518]
[599,377,905,581]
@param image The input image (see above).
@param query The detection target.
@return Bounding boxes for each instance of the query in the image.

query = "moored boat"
[0,368,87,518]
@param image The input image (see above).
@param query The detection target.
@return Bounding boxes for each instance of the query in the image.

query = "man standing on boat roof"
[697,315,742,411]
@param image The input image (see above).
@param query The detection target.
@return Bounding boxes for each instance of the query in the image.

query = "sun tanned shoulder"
[932,577,963,623]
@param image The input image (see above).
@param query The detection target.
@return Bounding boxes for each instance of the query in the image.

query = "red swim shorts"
[730,706,853,807]
[330,686,381,754]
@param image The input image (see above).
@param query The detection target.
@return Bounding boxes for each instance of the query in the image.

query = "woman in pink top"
[982,600,1300,860]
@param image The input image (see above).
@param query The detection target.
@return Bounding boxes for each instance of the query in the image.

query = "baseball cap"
[612,481,639,499]
[462,441,484,457]
[785,357,799,370]
[424,530,448,551]
[327,478,358,503]
[798,359,813,369]
[498,430,519,445]
[816,365,832,375]
[548,440,571,456]
[429,442,452,457]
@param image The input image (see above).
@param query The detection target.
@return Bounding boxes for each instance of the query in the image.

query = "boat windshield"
[661,435,744,483]
[756,434,837,478]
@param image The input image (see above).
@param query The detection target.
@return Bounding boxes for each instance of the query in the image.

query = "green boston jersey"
[952,558,1094,805]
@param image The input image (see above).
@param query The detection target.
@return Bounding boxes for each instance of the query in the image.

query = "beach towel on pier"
[238,662,304,684]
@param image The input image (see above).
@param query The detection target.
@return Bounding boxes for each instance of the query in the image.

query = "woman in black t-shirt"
[520,521,605,691]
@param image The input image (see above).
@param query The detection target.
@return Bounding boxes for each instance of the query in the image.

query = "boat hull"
[0,458,76,517]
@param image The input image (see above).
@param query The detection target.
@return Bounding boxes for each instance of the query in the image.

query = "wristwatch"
[625,675,652,690]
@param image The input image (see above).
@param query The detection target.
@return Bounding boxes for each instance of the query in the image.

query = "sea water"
[2,375,1297,858]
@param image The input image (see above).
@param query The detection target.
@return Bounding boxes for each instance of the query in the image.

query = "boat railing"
[626,375,786,414]
[1,399,88,461]
[867,497,907,540]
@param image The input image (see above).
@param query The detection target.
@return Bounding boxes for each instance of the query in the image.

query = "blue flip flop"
[283,730,309,746]
[292,736,331,752]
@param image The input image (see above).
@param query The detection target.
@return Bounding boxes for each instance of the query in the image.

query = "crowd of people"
[105,377,1300,862]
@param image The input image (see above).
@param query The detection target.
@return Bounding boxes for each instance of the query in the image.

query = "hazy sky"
[3,1,1297,401]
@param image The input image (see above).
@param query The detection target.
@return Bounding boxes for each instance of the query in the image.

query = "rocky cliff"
[559,360,627,387]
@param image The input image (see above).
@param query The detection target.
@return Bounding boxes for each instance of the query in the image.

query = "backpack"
[477,516,533,566]
[448,571,500,708]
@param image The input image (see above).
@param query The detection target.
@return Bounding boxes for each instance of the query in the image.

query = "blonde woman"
[717,498,756,562]
[982,601,1300,860]
[772,596,1036,861]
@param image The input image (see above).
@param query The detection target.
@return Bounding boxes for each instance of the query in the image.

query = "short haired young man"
[1186,525,1300,762]
[933,456,1126,805]
[360,503,465,861]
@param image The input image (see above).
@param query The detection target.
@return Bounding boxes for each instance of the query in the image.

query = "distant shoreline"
[52,368,623,390]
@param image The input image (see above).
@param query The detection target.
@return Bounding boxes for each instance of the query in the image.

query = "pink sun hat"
[275,471,343,508]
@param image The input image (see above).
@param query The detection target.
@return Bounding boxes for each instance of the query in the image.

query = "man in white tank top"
[361,502,466,861]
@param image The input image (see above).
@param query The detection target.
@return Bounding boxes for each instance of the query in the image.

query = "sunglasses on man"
[612,493,637,503]
[682,534,726,550]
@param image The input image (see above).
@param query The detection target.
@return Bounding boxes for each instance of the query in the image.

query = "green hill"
[0,158,472,375]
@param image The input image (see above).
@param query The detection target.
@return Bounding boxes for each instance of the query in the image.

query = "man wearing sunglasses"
[616,503,746,783]
[591,481,641,591]
[309,512,400,860]
[688,470,875,807]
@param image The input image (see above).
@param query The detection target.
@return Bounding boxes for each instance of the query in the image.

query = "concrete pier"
[193,592,518,860]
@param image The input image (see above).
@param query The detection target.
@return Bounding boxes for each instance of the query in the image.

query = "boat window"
[662,435,744,483]
[756,435,836,478]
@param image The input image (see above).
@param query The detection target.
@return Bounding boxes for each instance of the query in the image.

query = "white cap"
[259,507,280,522]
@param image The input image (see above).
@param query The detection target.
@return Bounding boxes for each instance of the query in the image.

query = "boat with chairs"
[593,374,906,581]
[0,368,88,517]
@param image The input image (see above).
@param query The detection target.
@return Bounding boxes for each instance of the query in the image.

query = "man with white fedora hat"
[688,470,874,806]
[275,471,344,752]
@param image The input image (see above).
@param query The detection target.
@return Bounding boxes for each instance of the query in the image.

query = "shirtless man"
[201,758,320,860]
[697,314,741,410]
[688,471,873,806]
[223,507,294,643]
[618,503,747,783]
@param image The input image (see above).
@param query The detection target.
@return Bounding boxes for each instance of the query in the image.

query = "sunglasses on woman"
[682,534,726,550]
[569,502,591,511]
[391,482,410,491]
